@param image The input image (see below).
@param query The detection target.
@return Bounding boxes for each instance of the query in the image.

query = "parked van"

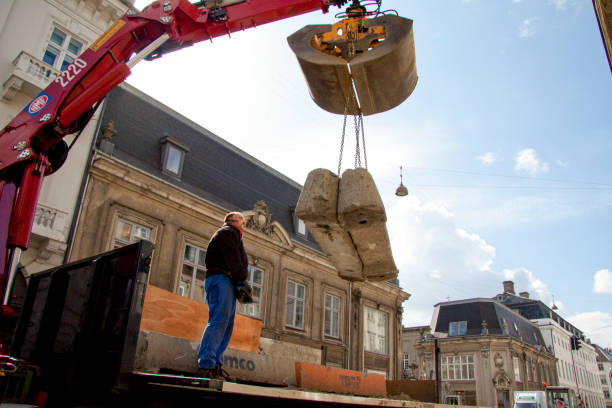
[514,391,547,408]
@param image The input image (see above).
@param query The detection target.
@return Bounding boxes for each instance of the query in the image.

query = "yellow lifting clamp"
[288,7,418,116]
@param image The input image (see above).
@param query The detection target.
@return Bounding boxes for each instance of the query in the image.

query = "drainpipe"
[347,281,351,370]
[435,338,440,403]
[63,99,107,263]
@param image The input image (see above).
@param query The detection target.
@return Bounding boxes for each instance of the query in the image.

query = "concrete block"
[306,223,364,281]
[348,225,398,282]
[295,362,387,397]
[338,168,386,230]
[295,168,339,225]
[134,331,321,386]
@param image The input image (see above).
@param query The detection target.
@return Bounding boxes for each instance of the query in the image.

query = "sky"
[128,0,612,347]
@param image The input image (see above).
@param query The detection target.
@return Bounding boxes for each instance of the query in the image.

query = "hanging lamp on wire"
[395,166,408,196]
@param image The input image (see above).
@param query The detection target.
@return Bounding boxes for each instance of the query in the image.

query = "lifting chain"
[337,85,368,176]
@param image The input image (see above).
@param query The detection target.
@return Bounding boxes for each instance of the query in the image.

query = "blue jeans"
[197,274,236,369]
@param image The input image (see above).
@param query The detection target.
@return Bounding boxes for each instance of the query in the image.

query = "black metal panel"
[10,241,153,407]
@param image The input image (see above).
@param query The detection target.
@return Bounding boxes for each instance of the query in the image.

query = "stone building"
[594,345,612,408]
[0,0,132,275]
[68,83,410,378]
[401,325,430,379]
[412,298,558,408]
[497,281,606,408]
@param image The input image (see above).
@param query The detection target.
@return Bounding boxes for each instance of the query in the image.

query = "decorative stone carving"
[101,120,117,141]
[493,370,511,388]
[246,201,272,235]
[481,319,489,335]
[481,347,490,359]
[494,352,504,368]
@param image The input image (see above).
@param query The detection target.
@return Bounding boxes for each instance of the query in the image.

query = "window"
[179,244,207,302]
[403,353,410,370]
[598,363,604,371]
[237,266,263,318]
[43,27,83,71]
[526,360,532,381]
[286,280,305,329]
[604,390,610,399]
[601,375,608,385]
[440,355,474,380]
[324,293,340,338]
[513,356,521,382]
[160,135,189,177]
[113,218,151,248]
[297,218,306,235]
[365,368,387,379]
[364,307,388,354]
[449,321,467,336]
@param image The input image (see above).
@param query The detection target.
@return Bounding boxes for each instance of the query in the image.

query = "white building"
[0,0,132,276]
[595,345,612,408]
[496,281,606,408]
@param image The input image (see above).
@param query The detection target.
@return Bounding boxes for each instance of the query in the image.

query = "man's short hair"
[225,211,244,223]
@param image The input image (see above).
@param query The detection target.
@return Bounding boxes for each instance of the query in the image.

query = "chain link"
[337,74,368,174]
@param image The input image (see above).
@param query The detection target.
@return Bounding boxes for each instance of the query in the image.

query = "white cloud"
[547,0,568,11]
[556,159,568,168]
[515,148,549,176]
[388,196,502,327]
[518,17,541,39]
[504,267,554,306]
[476,152,497,165]
[513,0,522,3]
[567,311,612,348]
[593,269,612,294]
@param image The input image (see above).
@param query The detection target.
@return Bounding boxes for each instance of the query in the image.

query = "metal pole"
[126,33,170,69]
[570,341,581,399]
[435,338,440,403]
[3,247,21,305]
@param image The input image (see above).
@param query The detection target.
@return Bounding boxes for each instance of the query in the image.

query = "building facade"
[497,281,606,408]
[0,0,133,276]
[401,325,430,379]
[407,298,558,408]
[595,345,612,408]
[68,83,410,378]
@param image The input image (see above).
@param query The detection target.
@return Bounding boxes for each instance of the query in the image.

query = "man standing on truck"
[197,212,248,381]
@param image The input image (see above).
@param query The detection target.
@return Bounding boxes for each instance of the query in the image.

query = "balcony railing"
[1,51,60,101]
[31,203,68,242]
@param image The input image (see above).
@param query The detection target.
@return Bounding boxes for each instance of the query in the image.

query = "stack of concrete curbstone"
[296,168,397,282]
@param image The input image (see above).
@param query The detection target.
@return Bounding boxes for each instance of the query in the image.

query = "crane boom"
[0,0,340,321]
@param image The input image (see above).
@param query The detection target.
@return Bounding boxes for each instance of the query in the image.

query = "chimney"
[587,338,591,344]
[519,292,530,299]
[503,281,515,295]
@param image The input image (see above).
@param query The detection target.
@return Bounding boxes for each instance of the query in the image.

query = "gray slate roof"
[495,292,583,337]
[433,298,548,348]
[97,84,318,251]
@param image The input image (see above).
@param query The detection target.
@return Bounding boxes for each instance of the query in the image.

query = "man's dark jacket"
[205,224,248,284]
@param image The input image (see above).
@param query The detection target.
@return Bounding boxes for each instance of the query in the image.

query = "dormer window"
[297,218,306,236]
[449,321,467,336]
[160,134,189,177]
[290,207,307,237]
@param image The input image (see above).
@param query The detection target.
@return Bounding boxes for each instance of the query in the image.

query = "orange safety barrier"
[140,284,262,353]
[295,362,387,397]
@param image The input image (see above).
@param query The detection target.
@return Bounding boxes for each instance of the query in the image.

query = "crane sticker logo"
[25,92,52,117]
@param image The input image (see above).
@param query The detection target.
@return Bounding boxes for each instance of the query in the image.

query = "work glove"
[234,282,254,304]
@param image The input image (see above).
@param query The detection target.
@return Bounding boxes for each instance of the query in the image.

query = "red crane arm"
[0,0,339,319]
[0,0,333,174]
